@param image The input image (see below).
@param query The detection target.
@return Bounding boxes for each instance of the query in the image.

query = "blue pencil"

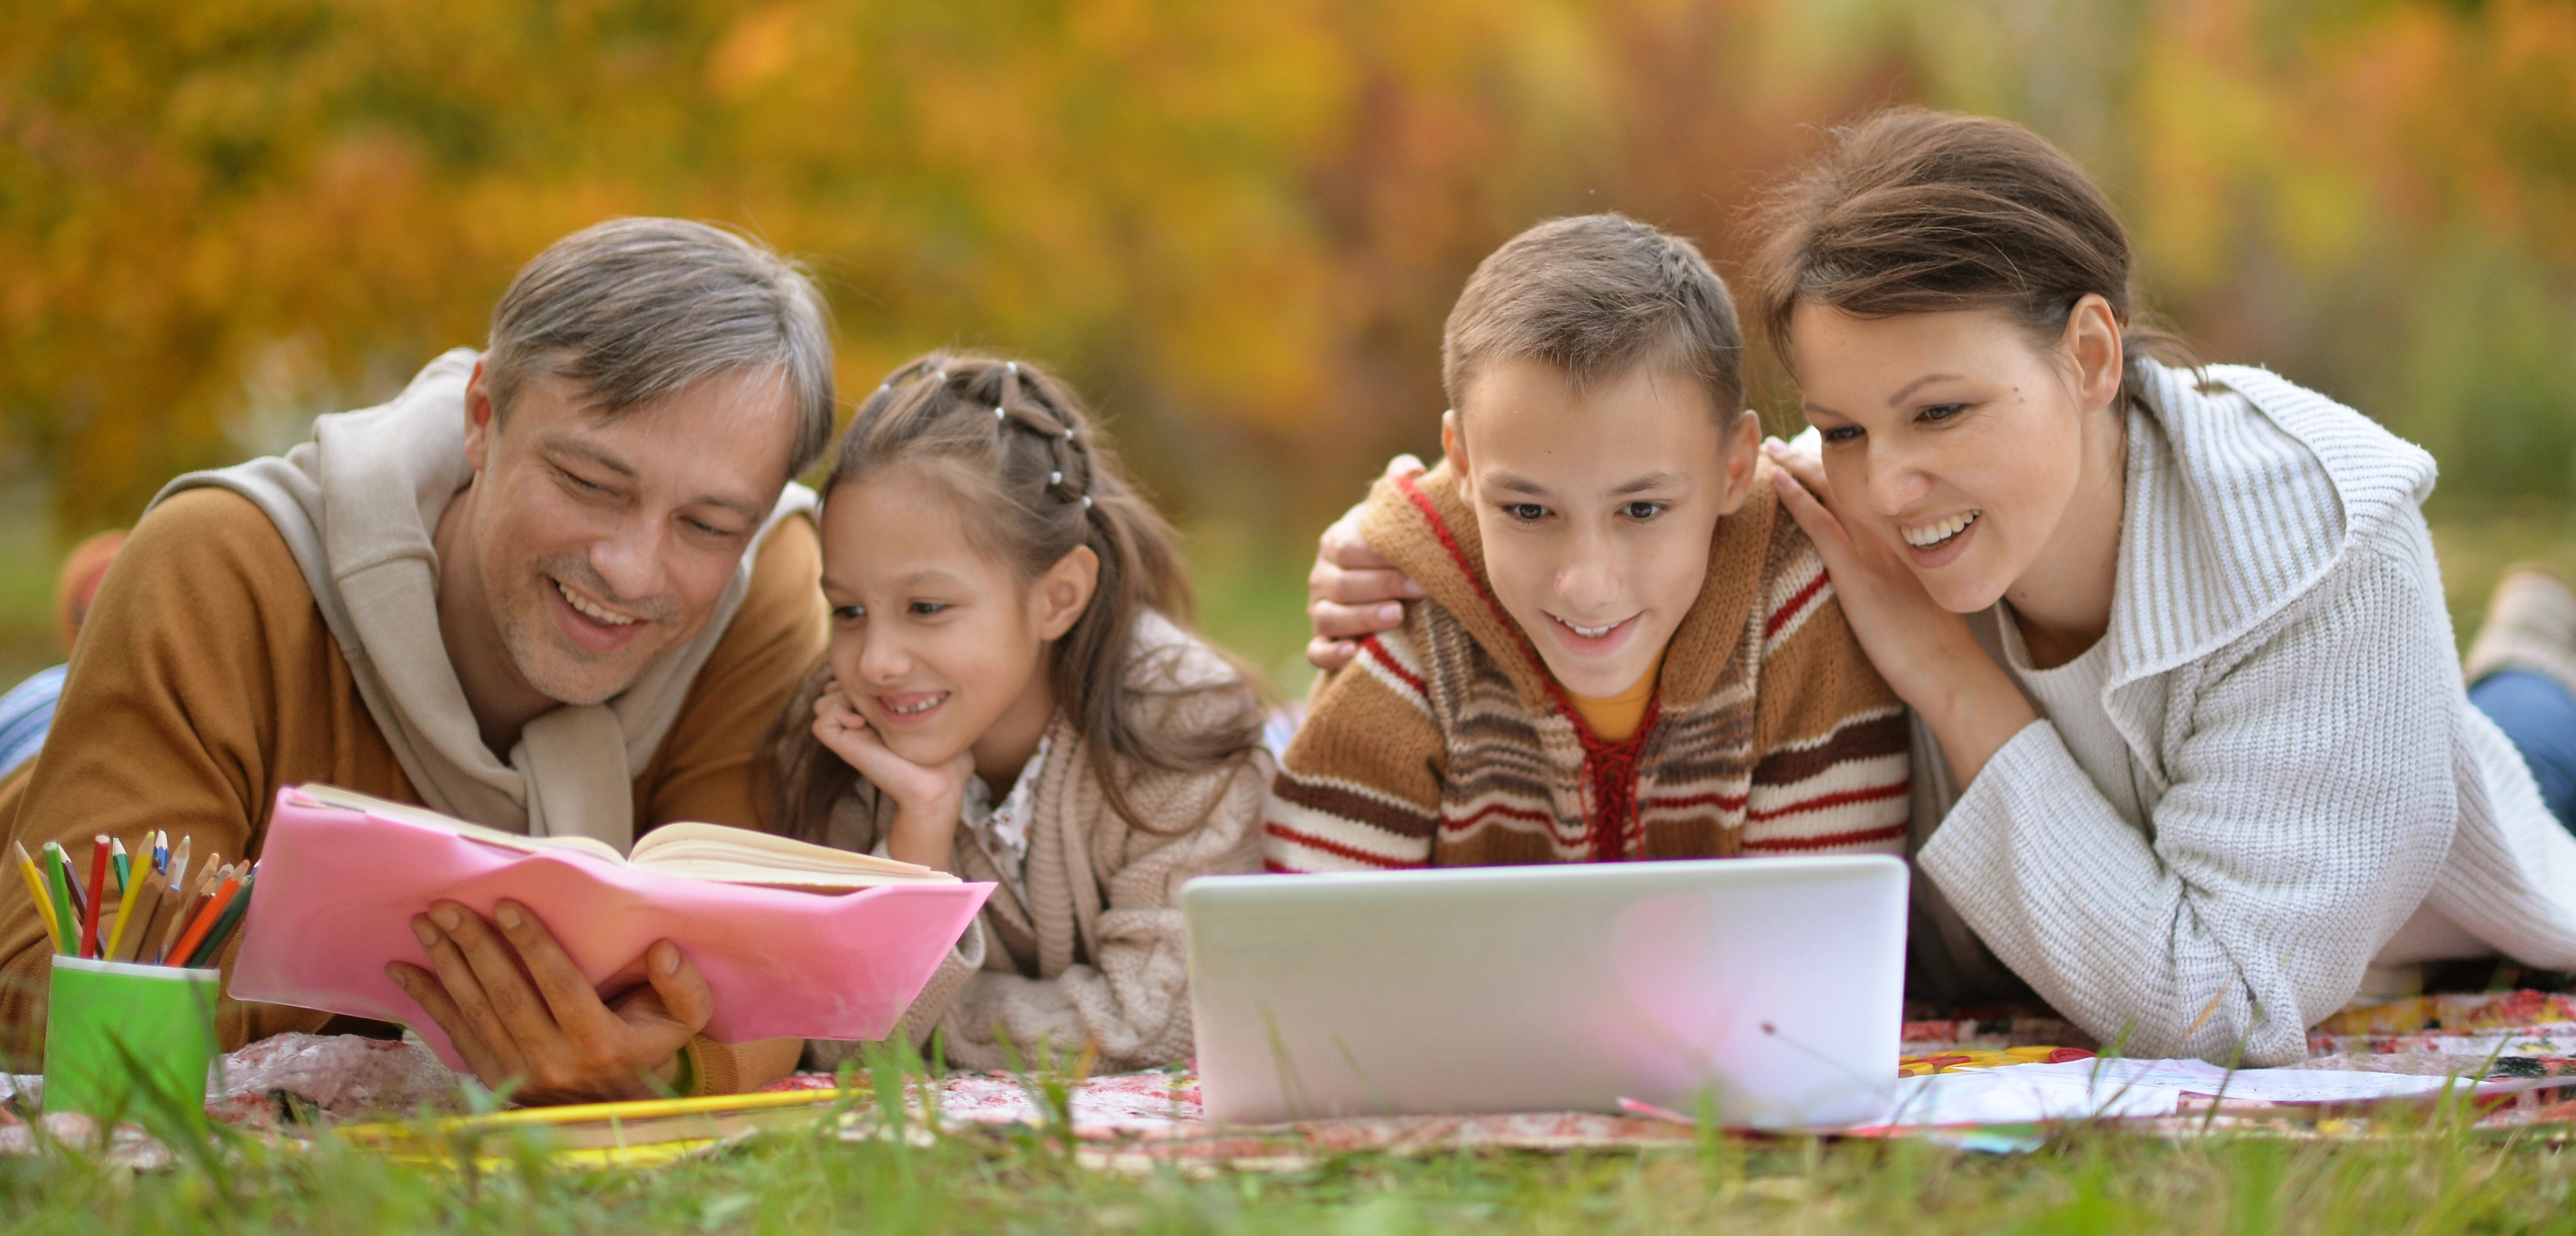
[153,830,168,875]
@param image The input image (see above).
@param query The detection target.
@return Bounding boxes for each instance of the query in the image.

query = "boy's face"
[1445,356,1760,700]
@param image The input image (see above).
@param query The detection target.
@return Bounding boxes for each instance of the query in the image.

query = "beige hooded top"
[803,614,1273,1074]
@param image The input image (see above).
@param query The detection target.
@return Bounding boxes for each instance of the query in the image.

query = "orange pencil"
[164,868,242,970]
[80,835,109,958]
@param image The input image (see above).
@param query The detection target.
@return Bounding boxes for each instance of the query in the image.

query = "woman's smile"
[1899,508,1983,569]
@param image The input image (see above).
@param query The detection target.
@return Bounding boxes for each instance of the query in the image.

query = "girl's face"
[819,464,1096,773]
[1787,300,2125,616]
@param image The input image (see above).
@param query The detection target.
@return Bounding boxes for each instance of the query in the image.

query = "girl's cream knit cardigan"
[808,613,1272,1073]
[1908,360,2576,1066]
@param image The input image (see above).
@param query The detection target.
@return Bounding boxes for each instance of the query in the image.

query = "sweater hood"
[1354,457,1780,718]
[2109,360,2439,684]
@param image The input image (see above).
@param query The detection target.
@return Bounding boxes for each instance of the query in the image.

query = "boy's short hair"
[1442,213,1744,422]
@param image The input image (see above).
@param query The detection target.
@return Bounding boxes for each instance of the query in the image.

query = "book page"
[289,784,626,866]
[629,821,955,888]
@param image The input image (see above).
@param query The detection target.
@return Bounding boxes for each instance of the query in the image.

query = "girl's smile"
[873,689,950,722]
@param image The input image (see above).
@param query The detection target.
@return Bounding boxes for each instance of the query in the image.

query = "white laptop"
[1182,855,1906,1128]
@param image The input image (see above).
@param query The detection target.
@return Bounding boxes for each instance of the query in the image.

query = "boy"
[1266,214,1908,870]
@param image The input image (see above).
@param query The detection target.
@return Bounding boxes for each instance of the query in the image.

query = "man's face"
[461,365,799,706]
[1445,356,1759,699]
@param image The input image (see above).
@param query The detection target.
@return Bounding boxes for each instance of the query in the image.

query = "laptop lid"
[1183,856,1906,1128]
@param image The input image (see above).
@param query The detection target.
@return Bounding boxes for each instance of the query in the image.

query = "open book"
[234,786,994,1070]
[291,783,954,891]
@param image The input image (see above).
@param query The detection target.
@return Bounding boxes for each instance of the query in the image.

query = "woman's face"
[818,465,1089,770]
[1787,301,2122,616]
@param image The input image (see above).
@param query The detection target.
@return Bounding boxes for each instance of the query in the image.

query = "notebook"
[231,786,994,1070]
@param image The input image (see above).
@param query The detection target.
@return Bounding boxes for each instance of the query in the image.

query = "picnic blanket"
[15,989,2576,1165]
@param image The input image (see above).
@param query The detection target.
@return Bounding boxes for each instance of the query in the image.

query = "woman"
[1305,109,2576,1066]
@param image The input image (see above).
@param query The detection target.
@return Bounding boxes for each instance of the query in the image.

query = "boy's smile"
[1444,356,1760,702]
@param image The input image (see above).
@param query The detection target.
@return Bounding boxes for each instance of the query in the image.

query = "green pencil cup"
[42,956,221,1119]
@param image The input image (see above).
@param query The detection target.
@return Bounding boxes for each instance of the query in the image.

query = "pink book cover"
[230,787,994,1071]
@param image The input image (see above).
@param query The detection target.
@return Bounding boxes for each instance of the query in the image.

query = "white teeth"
[557,579,640,626]
[1554,615,1621,640]
[1902,510,1981,549]
[885,695,944,715]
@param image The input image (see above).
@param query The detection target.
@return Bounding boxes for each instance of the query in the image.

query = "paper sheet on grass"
[1886,1066,2180,1125]
[2051,1058,2480,1104]
[1882,1057,2492,1127]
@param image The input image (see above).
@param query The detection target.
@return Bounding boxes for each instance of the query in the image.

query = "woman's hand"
[1306,454,1429,671]
[1763,437,2037,784]
[813,681,974,870]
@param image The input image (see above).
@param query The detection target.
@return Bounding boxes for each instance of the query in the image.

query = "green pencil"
[38,843,76,957]
[182,869,256,968]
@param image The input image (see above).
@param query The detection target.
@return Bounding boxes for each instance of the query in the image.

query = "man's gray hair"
[486,217,835,476]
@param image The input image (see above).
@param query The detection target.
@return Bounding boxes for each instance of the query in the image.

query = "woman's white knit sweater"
[1908,360,2576,1067]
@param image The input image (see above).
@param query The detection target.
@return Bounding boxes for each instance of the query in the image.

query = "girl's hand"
[812,683,974,870]
[1763,439,2037,784]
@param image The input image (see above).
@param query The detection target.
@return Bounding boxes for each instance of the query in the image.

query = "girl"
[1307,110,2576,1067]
[766,353,1272,1073]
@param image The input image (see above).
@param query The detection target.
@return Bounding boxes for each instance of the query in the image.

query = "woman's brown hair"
[763,352,1262,840]
[1743,107,2193,407]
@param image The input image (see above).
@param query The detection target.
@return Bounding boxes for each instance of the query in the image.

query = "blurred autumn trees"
[3,0,2573,541]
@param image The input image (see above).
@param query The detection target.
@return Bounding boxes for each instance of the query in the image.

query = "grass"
[7,1101,2576,1233]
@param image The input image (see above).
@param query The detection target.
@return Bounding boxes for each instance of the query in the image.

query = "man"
[0,218,833,1101]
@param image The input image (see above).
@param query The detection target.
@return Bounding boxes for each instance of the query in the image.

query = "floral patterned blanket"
[13,989,2576,1163]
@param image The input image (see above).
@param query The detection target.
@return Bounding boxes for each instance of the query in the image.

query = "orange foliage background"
[3,0,2573,553]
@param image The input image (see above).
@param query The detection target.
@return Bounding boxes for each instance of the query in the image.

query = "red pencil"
[80,834,108,958]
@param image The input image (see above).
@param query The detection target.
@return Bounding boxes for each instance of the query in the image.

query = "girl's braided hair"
[762,351,1262,839]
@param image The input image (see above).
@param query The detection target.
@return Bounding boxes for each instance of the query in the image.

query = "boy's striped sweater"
[1266,459,1910,871]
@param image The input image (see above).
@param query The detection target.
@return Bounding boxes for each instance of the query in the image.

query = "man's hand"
[1306,454,1430,672]
[386,899,712,1105]
[812,681,974,871]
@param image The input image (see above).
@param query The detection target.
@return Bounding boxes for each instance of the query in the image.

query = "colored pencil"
[39,844,76,956]
[13,841,60,953]
[165,868,241,969]
[113,872,167,962]
[183,867,255,968]
[164,836,192,897]
[41,843,74,939]
[157,860,217,965]
[59,847,85,921]
[81,835,108,957]
[104,842,150,961]
[152,830,168,876]
[133,879,182,964]
[110,839,130,895]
